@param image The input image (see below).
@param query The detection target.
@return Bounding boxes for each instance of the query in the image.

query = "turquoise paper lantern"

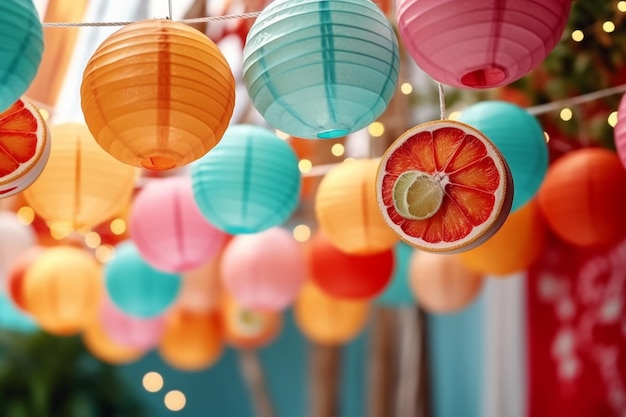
[242,0,400,139]
[0,0,44,112]
[191,124,301,234]
[458,101,548,212]
[376,242,416,306]
[0,293,37,333]
[105,241,182,318]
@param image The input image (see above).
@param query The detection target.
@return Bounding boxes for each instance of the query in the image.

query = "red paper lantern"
[5,246,43,311]
[307,231,394,300]
[537,148,626,247]
[396,0,571,89]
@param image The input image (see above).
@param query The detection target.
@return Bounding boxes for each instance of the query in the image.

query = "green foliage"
[0,331,147,417]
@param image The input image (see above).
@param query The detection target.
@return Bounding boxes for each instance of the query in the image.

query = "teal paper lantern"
[105,241,182,318]
[191,124,301,234]
[242,0,400,139]
[458,101,548,212]
[0,0,44,112]
[0,293,37,333]
[376,242,416,306]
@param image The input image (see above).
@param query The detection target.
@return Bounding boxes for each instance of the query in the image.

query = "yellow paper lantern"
[23,246,103,335]
[23,123,136,232]
[315,159,398,255]
[81,19,236,171]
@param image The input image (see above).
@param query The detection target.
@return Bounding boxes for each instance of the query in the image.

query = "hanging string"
[41,11,262,27]
[437,82,447,120]
[167,0,173,20]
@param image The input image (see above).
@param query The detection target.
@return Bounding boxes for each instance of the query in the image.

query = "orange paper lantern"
[294,282,370,346]
[81,19,236,171]
[159,308,224,371]
[457,199,546,276]
[315,159,398,255]
[23,123,136,232]
[23,246,103,335]
[537,148,626,247]
[410,251,483,314]
[82,315,146,365]
[221,295,282,350]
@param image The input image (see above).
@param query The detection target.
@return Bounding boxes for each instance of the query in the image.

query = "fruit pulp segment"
[382,126,501,243]
[0,101,38,176]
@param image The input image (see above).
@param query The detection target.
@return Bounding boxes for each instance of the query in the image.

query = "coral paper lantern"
[242,0,399,139]
[458,101,548,211]
[221,227,306,311]
[410,251,483,314]
[23,123,136,232]
[0,210,36,287]
[221,295,282,350]
[0,0,43,112]
[81,19,236,171]
[457,199,546,276]
[315,159,398,254]
[130,176,227,273]
[159,308,224,371]
[83,315,146,365]
[23,246,103,335]
[396,0,571,89]
[105,241,182,318]
[294,282,370,346]
[537,148,626,248]
[308,231,394,300]
[192,125,301,234]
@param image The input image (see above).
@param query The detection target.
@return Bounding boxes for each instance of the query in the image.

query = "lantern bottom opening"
[141,155,178,171]
[460,65,508,88]
[317,128,350,139]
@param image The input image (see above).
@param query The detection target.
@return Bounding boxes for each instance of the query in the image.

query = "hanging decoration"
[457,101,548,212]
[537,147,626,248]
[221,294,283,350]
[104,241,182,318]
[0,293,37,333]
[191,124,301,234]
[0,0,43,113]
[0,98,51,198]
[221,227,306,311]
[375,242,416,306]
[23,123,136,233]
[178,255,223,313]
[82,313,146,365]
[81,19,236,171]
[396,0,572,89]
[0,210,36,289]
[613,92,626,169]
[22,246,103,335]
[5,246,42,312]
[242,0,399,139]
[376,120,513,253]
[315,159,398,255]
[307,231,394,300]
[129,176,228,273]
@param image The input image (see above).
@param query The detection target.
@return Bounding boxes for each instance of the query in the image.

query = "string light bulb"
[571,30,584,42]
[560,108,573,121]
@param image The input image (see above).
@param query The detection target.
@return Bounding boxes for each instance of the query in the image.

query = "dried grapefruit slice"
[0,98,50,198]
[376,120,513,253]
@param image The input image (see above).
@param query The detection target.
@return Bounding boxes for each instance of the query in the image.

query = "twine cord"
[41,11,262,27]
[437,82,447,120]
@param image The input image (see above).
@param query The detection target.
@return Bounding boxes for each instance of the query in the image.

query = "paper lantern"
[458,101,548,211]
[81,19,236,171]
[242,0,399,139]
[376,242,416,306]
[0,0,43,112]
[221,227,305,311]
[537,148,626,247]
[410,251,483,314]
[221,295,282,350]
[457,199,546,276]
[294,282,370,345]
[396,0,571,89]
[0,293,37,333]
[5,245,42,311]
[105,241,182,318]
[178,255,223,313]
[191,125,301,234]
[315,159,398,254]
[159,308,224,371]
[0,210,36,287]
[308,231,394,300]
[613,93,626,169]
[83,314,146,365]
[130,176,227,273]
[23,246,103,335]
[99,296,166,350]
[23,123,136,233]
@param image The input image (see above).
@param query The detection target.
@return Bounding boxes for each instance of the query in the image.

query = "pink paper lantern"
[130,176,228,273]
[99,296,166,350]
[221,227,306,311]
[396,0,571,89]
[178,255,223,313]
[614,93,626,169]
